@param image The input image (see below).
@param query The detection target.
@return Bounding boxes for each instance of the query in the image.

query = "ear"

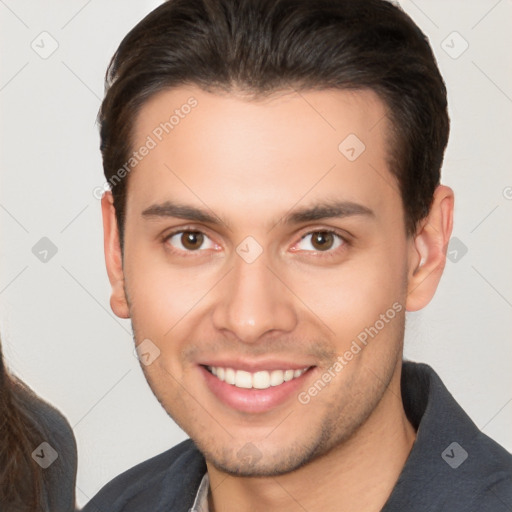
[406,185,454,312]
[101,191,130,319]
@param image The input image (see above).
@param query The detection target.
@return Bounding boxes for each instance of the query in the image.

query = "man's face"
[117,86,414,475]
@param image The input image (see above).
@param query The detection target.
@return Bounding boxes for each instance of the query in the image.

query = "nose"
[211,248,297,344]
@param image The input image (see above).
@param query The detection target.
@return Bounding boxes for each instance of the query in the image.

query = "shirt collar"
[189,472,210,512]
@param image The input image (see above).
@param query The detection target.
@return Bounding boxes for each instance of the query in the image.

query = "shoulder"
[439,432,512,512]
[16,383,78,512]
[466,431,512,511]
[82,439,206,512]
[396,362,512,511]
[19,385,77,456]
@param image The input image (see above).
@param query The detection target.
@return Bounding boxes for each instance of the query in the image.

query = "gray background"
[0,0,511,507]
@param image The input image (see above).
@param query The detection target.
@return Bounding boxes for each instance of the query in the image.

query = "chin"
[199,431,335,478]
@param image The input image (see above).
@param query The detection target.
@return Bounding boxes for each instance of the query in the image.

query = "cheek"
[125,250,217,338]
[124,252,225,382]
[289,240,407,343]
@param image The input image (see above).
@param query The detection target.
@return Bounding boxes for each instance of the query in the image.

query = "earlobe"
[101,191,130,319]
[406,185,454,312]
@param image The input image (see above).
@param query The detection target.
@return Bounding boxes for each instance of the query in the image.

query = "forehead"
[127,85,400,228]
[132,85,390,155]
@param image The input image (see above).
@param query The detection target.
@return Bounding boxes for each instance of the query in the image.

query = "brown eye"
[311,231,335,251]
[295,231,344,253]
[166,230,216,253]
[181,231,204,250]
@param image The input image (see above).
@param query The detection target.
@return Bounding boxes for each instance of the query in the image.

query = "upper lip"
[200,358,315,373]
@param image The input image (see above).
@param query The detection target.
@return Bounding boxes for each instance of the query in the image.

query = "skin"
[102,85,454,511]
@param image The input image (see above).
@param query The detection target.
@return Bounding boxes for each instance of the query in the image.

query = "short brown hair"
[99,0,449,248]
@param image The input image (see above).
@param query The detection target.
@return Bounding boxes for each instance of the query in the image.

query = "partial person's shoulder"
[82,439,206,512]
[18,383,76,453]
[16,382,78,512]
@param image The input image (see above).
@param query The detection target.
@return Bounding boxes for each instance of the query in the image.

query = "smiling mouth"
[205,365,311,389]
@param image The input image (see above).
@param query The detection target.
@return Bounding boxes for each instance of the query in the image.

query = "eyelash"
[162,227,350,259]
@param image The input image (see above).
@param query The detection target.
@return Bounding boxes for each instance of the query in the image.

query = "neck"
[207,361,416,512]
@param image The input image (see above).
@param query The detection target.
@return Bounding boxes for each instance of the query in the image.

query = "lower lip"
[200,365,314,414]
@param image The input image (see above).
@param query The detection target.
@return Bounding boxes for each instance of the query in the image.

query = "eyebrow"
[141,199,374,228]
[283,201,374,224]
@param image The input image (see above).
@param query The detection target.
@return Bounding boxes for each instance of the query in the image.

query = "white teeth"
[225,367,236,385]
[284,369,294,381]
[270,370,284,386]
[253,371,271,389]
[207,366,309,389]
[235,370,252,389]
